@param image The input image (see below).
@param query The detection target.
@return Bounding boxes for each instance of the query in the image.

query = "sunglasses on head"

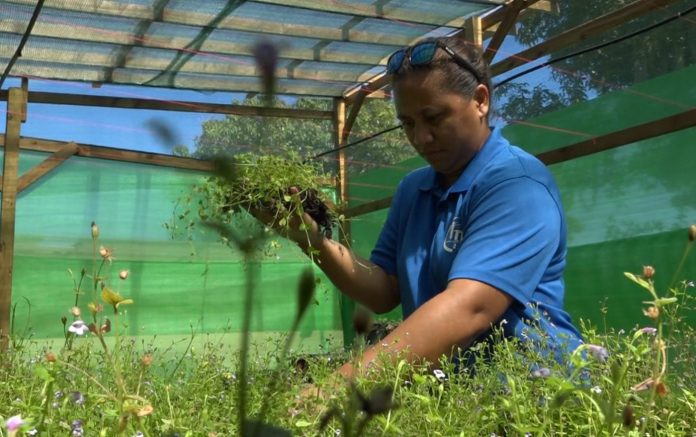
[386,39,483,84]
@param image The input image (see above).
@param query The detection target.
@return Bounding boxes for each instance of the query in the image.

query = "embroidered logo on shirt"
[443,217,464,253]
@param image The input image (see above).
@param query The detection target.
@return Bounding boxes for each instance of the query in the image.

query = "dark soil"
[297,188,335,239]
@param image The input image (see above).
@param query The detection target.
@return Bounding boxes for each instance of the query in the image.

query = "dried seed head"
[88,302,103,315]
[643,306,660,319]
[622,403,635,427]
[655,381,668,396]
[141,353,153,367]
[689,224,696,242]
[119,269,129,280]
[91,221,99,240]
[642,265,655,280]
[101,318,111,334]
[70,306,81,317]
[353,306,373,337]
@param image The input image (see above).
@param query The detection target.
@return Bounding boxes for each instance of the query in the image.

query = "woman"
[286,35,582,378]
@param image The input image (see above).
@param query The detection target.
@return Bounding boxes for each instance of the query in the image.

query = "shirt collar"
[418,126,507,194]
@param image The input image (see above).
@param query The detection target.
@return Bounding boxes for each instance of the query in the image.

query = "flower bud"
[642,265,655,280]
[61,315,67,326]
[622,403,634,427]
[141,353,153,367]
[353,306,373,337]
[689,224,696,242]
[101,318,111,334]
[655,381,668,396]
[295,267,315,322]
[252,39,278,96]
[91,221,99,240]
[119,270,129,280]
[643,306,659,319]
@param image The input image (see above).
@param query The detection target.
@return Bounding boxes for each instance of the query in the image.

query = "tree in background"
[495,0,696,121]
[178,95,412,175]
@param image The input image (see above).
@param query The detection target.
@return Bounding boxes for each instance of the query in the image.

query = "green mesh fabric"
[5,152,342,346]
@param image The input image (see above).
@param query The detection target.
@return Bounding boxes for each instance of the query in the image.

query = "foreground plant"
[552,224,695,435]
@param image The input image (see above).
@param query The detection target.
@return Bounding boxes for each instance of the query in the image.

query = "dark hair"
[391,35,492,104]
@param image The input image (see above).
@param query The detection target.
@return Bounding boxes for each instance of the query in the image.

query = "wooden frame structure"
[0,0,691,349]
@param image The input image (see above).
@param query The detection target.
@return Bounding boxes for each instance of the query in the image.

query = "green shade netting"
[3,154,342,348]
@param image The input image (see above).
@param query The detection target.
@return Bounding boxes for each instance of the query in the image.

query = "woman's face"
[393,69,490,186]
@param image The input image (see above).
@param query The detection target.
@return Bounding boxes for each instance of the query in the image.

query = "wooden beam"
[0,135,214,172]
[0,91,334,120]
[344,73,390,107]
[490,0,679,77]
[536,108,696,165]
[344,196,394,219]
[333,97,357,348]
[463,15,484,49]
[342,92,367,143]
[334,99,349,214]
[483,0,526,64]
[15,142,79,194]
[481,0,543,29]
[0,88,25,350]
[343,108,696,219]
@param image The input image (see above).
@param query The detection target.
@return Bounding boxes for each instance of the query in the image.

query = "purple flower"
[6,415,23,431]
[68,320,89,336]
[71,419,83,436]
[587,344,609,362]
[531,367,551,378]
[640,327,657,336]
[71,392,85,406]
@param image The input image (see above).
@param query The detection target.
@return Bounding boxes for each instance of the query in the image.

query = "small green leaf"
[294,419,312,428]
[624,272,652,291]
[34,365,54,382]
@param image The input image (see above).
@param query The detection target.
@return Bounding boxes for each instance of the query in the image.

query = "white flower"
[68,320,89,336]
[591,385,602,394]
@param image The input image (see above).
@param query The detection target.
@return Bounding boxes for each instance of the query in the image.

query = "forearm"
[300,236,399,314]
[338,280,513,378]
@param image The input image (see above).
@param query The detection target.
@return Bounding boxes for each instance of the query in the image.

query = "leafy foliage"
[168,150,338,250]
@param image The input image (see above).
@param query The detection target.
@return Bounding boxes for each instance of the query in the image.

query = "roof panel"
[253,0,502,25]
[0,0,499,96]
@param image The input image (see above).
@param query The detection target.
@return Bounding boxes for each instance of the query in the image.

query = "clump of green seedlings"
[168,151,340,254]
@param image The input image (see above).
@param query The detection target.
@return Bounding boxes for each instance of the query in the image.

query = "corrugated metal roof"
[0,0,503,97]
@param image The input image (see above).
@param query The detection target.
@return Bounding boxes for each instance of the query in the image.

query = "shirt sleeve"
[369,181,405,276]
[448,176,562,304]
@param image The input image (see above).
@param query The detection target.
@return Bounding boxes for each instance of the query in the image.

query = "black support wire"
[308,3,696,161]
[495,4,696,88]
[0,0,46,89]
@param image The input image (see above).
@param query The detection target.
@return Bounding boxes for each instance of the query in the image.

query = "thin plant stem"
[238,244,260,437]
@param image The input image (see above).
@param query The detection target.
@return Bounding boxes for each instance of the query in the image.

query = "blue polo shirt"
[370,127,582,362]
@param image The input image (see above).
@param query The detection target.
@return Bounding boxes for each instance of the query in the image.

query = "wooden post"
[333,98,356,348]
[464,16,484,49]
[0,87,26,350]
